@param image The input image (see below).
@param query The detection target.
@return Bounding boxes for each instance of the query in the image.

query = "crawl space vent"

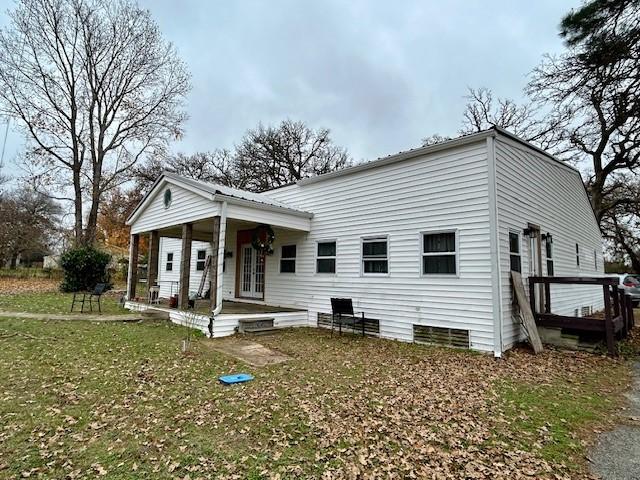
[413,325,470,349]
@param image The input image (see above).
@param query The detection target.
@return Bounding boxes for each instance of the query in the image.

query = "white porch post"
[212,201,227,315]
[126,233,140,300]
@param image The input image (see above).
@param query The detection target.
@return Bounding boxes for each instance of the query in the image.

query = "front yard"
[0,314,631,479]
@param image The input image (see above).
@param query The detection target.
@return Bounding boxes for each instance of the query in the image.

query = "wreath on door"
[251,224,275,255]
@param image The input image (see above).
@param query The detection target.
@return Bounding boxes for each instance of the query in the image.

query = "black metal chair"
[330,298,366,337]
[71,283,108,313]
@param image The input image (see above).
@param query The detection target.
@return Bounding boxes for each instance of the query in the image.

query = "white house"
[125,127,604,356]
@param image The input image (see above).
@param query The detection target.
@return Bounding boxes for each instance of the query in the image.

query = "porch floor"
[149,298,303,315]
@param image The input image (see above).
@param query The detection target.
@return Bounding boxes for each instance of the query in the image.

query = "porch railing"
[528,276,635,357]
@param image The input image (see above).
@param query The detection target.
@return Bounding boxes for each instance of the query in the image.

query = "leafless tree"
[234,119,351,192]
[0,0,190,245]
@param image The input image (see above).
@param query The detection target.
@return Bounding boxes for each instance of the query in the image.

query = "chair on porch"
[330,298,366,337]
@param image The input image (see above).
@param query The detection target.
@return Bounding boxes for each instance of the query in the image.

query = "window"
[546,240,554,276]
[362,237,388,274]
[594,250,598,270]
[196,250,207,271]
[422,231,457,275]
[280,245,297,273]
[165,252,174,271]
[576,243,580,267]
[316,241,336,273]
[509,232,521,273]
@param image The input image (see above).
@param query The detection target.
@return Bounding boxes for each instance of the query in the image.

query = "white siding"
[265,142,496,352]
[494,137,604,349]
[156,237,214,298]
[130,181,219,234]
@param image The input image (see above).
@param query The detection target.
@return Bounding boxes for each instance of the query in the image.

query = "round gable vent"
[163,188,172,208]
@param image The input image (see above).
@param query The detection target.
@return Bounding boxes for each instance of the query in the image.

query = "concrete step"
[140,310,170,320]
[238,317,275,333]
[241,326,282,335]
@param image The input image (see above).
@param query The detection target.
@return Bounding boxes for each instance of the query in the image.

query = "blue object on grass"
[219,373,254,385]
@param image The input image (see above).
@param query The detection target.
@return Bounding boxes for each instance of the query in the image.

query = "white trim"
[487,136,504,358]
[315,239,337,275]
[165,251,174,272]
[419,229,459,278]
[360,235,390,277]
[212,201,227,317]
[213,193,313,219]
[508,230,522,273]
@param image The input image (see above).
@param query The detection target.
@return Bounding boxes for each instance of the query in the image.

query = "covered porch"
[124,172,312,337]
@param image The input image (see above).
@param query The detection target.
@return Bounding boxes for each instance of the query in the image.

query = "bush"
[60,246,112,292]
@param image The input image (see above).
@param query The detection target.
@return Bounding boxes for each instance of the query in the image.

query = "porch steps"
[238,317,280,335]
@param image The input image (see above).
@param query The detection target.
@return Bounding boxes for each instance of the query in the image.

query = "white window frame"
[361,235,389,276]
[545,240,554,276]
[420,229,459,277]
[315,239,337,275]
[509,230,522,273]
[279,244,297,274]
[196,249,207,271]
[165,252,174,272]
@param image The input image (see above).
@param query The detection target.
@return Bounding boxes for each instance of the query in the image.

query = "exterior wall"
[130,181,219,234]
[263,141,497,352]
[156,237,213,298]
[494,136,604,349]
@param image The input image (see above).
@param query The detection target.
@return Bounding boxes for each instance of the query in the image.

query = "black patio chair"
[330,298,366,337]
[71,283,108,313]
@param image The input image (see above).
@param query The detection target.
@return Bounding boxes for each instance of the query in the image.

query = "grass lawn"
[0,291,129,315]
[0,317,630,479]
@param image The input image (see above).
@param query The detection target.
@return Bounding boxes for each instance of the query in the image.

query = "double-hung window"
[546,240,554,276]
[509,232,521,273]
[362,236,388,274]
[316,241,336,274]
[280,245,297,273]
[196,250,207,271]
[422,231,457,275]
[166,252,174,271]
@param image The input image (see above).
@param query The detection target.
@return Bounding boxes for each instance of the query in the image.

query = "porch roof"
[126,172,313,234]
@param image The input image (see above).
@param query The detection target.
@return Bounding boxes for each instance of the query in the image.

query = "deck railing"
[528,276,635,356]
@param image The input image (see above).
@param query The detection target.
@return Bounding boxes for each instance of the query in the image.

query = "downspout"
[209,201,227,335]
[487,134,504,358]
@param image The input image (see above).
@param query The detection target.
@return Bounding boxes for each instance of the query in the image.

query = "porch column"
[147,230,160,287]
[179,223,193,309]
[127,233,140,300]
[210,216,221,310]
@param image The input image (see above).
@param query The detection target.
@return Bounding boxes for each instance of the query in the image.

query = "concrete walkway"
[590,362,640,479]
[0,310,156,322]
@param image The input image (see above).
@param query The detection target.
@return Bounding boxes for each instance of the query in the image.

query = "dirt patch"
[204,337,291,366]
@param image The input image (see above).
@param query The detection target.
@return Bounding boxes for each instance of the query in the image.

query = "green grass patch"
[495,371,624,468]
[0,291,129,315]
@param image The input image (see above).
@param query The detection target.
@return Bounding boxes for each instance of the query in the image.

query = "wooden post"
[179,223,193,310]
[612,285,620,319]
[544,282,551,314]
[627,294,635,330]
[603,284,616,357]
[127,233,139,300]
[148,230,160,288]
[528,278,536,316]
[210,216,221,311]
[619,288,628,337]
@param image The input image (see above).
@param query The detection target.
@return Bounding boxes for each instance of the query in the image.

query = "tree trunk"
[73,165,84,245]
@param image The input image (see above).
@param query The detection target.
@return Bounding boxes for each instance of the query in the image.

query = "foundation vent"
[413,325,470,349]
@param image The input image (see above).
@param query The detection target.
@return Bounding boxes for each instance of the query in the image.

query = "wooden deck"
[528,276,635,356]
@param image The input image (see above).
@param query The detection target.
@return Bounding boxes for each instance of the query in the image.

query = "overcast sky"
[0,0,580,180]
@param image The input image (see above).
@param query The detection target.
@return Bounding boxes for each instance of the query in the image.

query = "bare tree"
[234,119,351,192]
[0,186,62,267]
[0,0,190,245]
